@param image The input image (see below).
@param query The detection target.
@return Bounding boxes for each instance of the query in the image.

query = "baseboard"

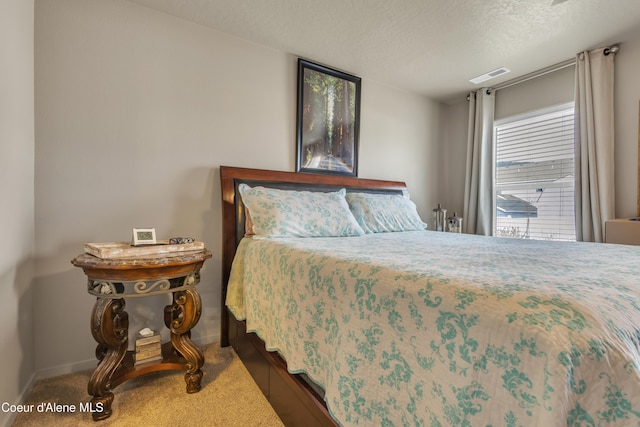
[0,371,37,427]
[35,334,219,381]
[192,333,218,348]
[36,358,97,381]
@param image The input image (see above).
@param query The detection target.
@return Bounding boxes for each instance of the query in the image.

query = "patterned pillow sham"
[243,207,255,237]
[238,184,365,238]
[345,192,427,233]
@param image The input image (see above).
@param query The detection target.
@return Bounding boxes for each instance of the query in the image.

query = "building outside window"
[494,103,576,241]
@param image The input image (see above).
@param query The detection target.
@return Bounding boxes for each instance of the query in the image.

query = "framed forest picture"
[296,59,361,176]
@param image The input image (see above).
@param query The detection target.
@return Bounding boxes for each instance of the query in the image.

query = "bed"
[219,165,640,427]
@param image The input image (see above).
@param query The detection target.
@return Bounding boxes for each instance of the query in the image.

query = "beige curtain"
[463,88,495,235]
[574,47,616,242]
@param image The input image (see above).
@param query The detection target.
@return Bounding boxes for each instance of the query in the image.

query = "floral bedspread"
[226,231,640,426]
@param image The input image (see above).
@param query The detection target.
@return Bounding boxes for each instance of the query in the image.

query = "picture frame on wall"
[296,59,361,176]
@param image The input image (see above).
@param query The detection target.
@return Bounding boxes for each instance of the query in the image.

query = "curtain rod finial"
[604,44,620,55]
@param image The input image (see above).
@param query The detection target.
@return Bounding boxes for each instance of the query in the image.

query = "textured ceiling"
[126,0,640,102]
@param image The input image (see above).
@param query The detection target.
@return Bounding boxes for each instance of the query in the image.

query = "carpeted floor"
[12,343,283,426]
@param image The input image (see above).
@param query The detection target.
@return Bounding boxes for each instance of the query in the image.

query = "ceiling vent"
[469,67,511,84]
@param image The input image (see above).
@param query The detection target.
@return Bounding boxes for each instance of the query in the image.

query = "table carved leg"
[164,288,203,393]
[88,298,129,421]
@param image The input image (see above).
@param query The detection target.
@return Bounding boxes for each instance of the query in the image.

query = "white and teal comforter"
[227,231,640,426]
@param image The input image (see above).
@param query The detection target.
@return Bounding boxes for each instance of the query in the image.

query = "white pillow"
[238,184,365,238]
[345,192,427,233]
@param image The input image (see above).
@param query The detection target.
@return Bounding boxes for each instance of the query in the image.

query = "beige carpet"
[13,343,283,426]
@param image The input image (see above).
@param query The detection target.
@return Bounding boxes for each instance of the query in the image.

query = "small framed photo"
[132,228,157,246]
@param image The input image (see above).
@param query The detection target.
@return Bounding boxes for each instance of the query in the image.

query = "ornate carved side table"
[71,249,212,421]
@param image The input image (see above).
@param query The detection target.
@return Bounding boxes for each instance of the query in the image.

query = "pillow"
[345,192,427,233]
[238,184,365,238]
[243,207,255,237]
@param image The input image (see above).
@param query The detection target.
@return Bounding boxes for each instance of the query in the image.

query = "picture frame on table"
[132,228,157,246]
[296,58,361,177]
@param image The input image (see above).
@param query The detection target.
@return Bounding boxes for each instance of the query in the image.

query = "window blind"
[494,105,575,241]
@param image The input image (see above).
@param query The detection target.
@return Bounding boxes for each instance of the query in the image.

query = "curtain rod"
[490,43,620,93]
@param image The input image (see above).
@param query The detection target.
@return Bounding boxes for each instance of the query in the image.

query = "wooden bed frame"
[219,166,408,426]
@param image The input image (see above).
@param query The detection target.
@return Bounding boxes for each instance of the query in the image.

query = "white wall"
[34,0,439,376]
[0,0,35,425]
[442,42,640,220]
[441,100,468,217]
[614,39,640,217]
[359,81,441,216]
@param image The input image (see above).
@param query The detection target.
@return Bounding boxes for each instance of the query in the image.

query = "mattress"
[227,230,640,426]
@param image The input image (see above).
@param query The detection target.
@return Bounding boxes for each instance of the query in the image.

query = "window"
[494,103,575,241]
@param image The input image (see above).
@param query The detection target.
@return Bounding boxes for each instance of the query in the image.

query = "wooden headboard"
[219,165,408,346]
